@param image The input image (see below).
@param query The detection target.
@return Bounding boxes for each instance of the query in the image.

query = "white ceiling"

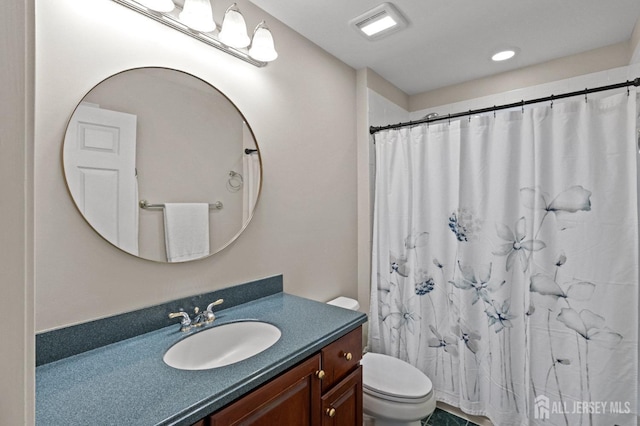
[249,0,640,95]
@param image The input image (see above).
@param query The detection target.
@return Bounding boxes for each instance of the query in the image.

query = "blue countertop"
[36,293,367,425]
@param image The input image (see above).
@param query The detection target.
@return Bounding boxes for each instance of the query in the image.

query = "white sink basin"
[163,321,281,370]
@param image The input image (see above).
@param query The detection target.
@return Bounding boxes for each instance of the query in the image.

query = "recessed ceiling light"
[349,3,408,40]
[491,49,516,62]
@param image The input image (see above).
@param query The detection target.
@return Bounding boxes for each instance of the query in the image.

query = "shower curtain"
[369,91,639,425]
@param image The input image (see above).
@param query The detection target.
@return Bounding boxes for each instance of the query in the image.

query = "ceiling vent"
[349,3,408,41]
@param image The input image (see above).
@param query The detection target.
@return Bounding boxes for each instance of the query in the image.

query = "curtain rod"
[369,77,640,135]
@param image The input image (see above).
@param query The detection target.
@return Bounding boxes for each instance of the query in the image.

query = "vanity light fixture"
[112,0,277,67]
[349,3,408,40]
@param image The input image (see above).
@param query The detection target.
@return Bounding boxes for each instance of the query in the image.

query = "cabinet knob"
[326,408,336,417]
[315,370,325,380]
[343,352,353,361]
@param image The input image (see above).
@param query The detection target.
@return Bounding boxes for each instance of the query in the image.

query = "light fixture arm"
[111,0,271,67]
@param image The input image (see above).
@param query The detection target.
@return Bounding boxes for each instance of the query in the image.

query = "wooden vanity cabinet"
[204,326,362,426]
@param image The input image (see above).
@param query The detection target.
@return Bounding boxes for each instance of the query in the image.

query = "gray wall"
[1,1,35,424]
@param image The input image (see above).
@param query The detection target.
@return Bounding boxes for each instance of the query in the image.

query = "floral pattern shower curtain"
[369,91,639,425]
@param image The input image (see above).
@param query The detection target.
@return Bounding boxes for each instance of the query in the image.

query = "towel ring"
[227,171,243,192]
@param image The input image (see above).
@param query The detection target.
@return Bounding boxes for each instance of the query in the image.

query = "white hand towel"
[163,203,210,262]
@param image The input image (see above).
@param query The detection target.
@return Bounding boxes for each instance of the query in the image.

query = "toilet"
[327,297,436,426]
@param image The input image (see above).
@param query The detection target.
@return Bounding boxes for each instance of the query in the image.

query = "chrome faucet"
[191,307,207,327]
[168,299,224,332]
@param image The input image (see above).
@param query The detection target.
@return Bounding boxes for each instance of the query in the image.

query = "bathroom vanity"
[35,276,366,425]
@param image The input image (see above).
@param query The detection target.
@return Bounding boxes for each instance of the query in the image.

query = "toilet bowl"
[327,297,436,426]
[361,352,435,426]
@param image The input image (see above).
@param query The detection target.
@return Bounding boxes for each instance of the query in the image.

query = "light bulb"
[249,22,278,62]
[219,4,250,48]
[179,0,216,32]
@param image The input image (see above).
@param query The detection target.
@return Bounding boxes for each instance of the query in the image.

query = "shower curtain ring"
[493,106,496,118]
[550,95,554,109]
[521,100,525,114]
[468,110,471,122]
[584,88,588,103]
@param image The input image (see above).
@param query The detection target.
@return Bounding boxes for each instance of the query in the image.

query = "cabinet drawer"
[321,326,362,392]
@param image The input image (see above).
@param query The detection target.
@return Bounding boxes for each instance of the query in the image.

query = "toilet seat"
[361,352,433,404]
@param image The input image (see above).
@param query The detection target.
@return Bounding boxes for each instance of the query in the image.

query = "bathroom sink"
[163,321,281,370]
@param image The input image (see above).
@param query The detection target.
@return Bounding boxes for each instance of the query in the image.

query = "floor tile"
[423,407,477,426]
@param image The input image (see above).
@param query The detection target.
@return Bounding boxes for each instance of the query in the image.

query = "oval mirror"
[63,67,261,262]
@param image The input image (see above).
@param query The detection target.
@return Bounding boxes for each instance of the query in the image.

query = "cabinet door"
[210,354,322,426]
[321,365,362,426]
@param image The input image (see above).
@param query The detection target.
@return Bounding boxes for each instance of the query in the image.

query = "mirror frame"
[62,66,263,262]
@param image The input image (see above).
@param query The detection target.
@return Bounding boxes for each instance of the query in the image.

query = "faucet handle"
[206,299,224,311]
[168,311,192,332]
[204,299,224,323]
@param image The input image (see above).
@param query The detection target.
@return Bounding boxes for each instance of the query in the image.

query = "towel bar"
[139,200,223,210]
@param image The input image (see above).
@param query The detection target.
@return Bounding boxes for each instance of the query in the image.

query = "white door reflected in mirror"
[64,104,139,255]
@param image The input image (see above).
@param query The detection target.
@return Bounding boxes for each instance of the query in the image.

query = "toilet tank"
[327,296,360,311]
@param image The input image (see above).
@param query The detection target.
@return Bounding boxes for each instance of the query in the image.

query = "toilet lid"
[361,352,432,401]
